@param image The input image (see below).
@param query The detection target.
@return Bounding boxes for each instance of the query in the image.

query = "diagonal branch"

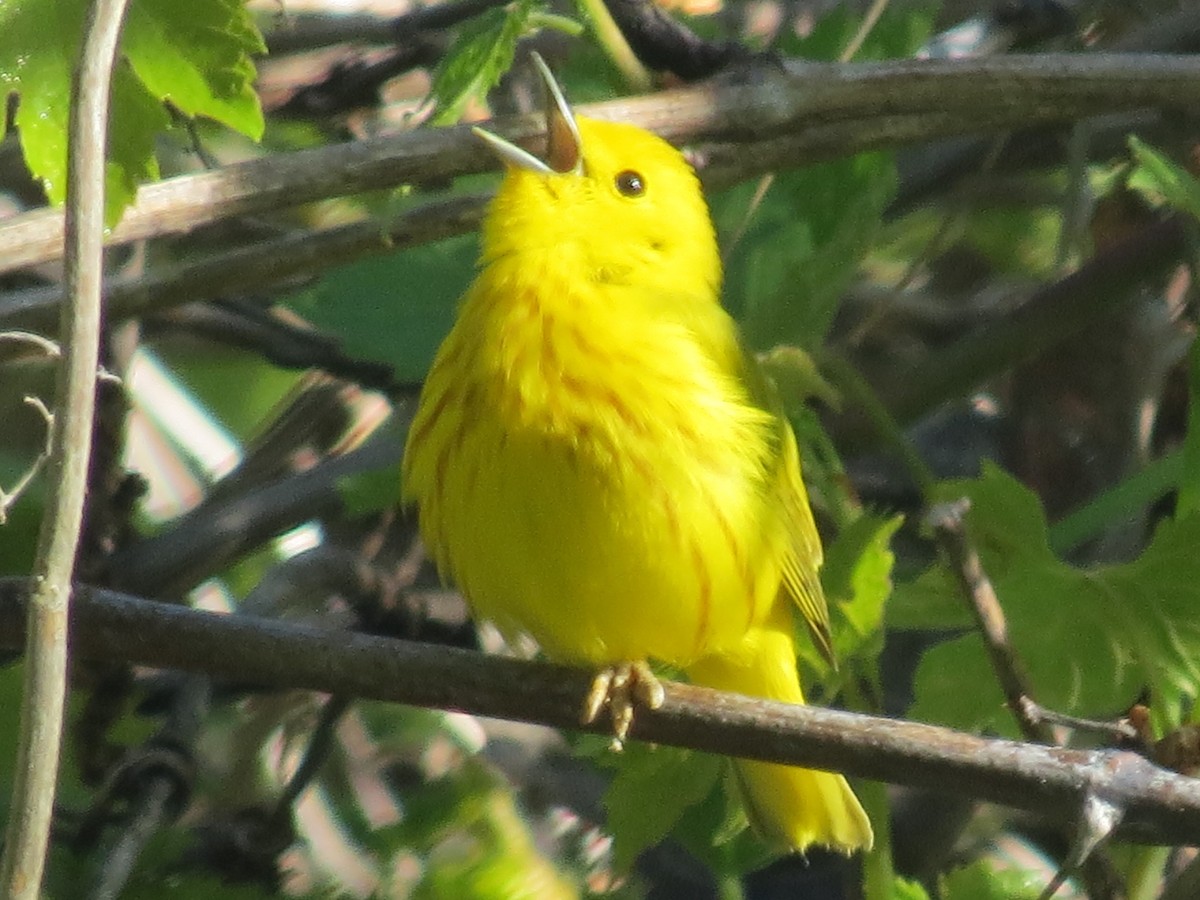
[926,499,1052,745]
[1,580,1199,847]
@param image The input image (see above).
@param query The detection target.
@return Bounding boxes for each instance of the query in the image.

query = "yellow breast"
[402,257,787,667]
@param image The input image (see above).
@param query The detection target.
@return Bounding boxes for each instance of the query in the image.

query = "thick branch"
[0,195,488,333]
[108,423,404,599]
[600,0,742,79]
[0,580,1199,846]
[2,54,1199,276]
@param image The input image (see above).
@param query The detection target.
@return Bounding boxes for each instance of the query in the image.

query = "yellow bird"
[403,54,872,854]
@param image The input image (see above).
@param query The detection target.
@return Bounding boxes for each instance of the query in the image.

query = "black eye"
[615,170,645,197]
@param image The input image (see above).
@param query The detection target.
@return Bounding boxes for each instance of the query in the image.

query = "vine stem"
[0,0,130,895]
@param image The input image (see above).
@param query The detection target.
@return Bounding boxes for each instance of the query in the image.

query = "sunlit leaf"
[426,0,580,126]
[941,858,1050,900]
[0,0,263,221]
[1127,135,1200,220]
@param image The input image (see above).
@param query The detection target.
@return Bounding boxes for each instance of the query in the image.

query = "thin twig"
[146,300,397,393]
[0,582,1199,847]
[578,0,651,91]
[0,194,489,333]
[0,394,54,526]
[839,0,890,63]
[0,0,129,895]
[925,499,1051,744]
[926,500,1128,900]
[270,695,353,830]
[87,677,208,900]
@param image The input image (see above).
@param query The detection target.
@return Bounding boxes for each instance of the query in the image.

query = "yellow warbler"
[403,55,872,854]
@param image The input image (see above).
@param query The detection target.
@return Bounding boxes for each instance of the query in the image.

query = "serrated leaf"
[426,0,540,126]
[896,465,1200,735]
[0,0,263,222]
[123,0,265,136]
[824,513,903,644]
[1127,135,1200,221]
[798,510,901,681]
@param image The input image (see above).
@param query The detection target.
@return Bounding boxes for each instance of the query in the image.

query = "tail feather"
[686,609,873,854]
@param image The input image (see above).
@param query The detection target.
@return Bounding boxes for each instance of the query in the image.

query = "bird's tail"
[685,608,873,854]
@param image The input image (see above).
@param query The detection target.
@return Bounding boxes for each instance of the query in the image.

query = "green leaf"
[822,512,904,659]
[941,858,1049,900]
[681,1,938,350]
[0,0,264,222]
[895,465,1200,735]
[1127,135,1200,220]
[406,765,578,900]
[892,877,933,900]
[426,0,577,126]
[758,345,841,413]
[124,0,265,135]
[339,465,404,518]
[782,3,937,62]
[602,743,723,871]
[284,232,478,382]
[717,153,897,351]
[1049,449,1182,554]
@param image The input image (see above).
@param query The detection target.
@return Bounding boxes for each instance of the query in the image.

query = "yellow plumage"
[402,59,872,854]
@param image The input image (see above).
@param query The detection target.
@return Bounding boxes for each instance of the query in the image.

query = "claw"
[582,661,665,749]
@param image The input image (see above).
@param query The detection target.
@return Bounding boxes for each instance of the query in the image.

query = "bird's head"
[474,54,720,297]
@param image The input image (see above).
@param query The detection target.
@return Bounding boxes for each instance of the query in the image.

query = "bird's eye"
[615,170,645,197]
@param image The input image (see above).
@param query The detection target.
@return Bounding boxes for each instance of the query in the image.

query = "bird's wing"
[739,341,835,665]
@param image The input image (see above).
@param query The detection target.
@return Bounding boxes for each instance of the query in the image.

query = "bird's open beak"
[472,52,583,175]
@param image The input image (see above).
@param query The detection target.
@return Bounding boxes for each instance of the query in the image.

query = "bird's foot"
[581,661,665,750]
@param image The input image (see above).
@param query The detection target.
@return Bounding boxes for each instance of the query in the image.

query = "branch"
[926,500,1126,899]
[1,580,1199,847]
[0,194,489,333]
[926,499,1052,745]
[263,0,510,56]
[3,54,1200,277]
[107,429,402,598]
[836,215,1189,449]
[145,300,397,393]
[600,0,743,79]
[0,0,127,895]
